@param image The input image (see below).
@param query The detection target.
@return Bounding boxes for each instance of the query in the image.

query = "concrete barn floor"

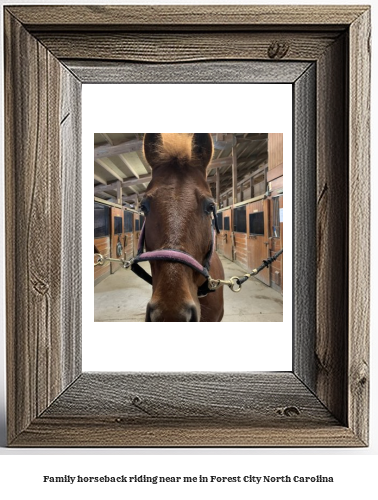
[94,254,283,322]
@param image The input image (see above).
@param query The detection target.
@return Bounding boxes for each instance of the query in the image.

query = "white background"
[84,84,292,372]
[0,0,377,498]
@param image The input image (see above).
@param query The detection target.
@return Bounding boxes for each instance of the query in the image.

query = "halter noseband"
[131,207,220,298]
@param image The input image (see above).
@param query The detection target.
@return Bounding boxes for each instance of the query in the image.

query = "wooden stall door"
[216,231,224,254]
[123,209,134,260]
[111,207,124,274]
[221,209,233,261]
[269,194,284,292]
[133,213,141,256]
[215,212,224,254]
[94,201,111,285]
[94,236,110,285]
[247,200,270,285]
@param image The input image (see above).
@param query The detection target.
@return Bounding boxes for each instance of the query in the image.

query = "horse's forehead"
[147,176,211,200]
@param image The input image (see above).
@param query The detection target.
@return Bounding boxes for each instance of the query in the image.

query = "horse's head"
[141,133,215,322]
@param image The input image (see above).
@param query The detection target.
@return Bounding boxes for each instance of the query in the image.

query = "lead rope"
[206,248,283,293]
[94,248,283,294]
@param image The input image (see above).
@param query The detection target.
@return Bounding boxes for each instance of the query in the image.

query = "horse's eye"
[204,200,215,215]
[140,199,150,215]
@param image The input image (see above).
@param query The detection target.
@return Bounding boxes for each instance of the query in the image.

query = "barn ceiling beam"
[213,133,236,150]
[212,133,268,149]
[237,138,268,145]
[127,185,139,195]
[137,152,152,174]
[95,158,124,182]
[124,194,139,204]
[237,135,268,143]
[209,156,267,178]
[219,166,268,199]
[119,153,140,178]
[94,139,143,159]
[96,195,117,204]
[94,172,107,185]
[209,157,232,169]
[101,133,114,145]
[94,184,116,194]
[209,155,258,169]
[94,174,152,195]
[95,193,140,207]
[122,174,152,187]
[247,153,268,169]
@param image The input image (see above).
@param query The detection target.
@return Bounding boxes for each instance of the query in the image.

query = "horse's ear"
[144,133,163,168]
[192,133,213,169]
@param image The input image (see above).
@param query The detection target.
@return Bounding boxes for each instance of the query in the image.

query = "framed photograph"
[4,5,370,447]
[88,86,291,372]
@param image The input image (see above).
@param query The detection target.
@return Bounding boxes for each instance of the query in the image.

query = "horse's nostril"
[145,302,154,322]
[146,301,199,322]
[189,305,199,322]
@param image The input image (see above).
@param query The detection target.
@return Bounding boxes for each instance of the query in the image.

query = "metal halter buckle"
[94,253,104,266]
[228,276,242,293]
[208,276,243,293]
[94,253,132,269]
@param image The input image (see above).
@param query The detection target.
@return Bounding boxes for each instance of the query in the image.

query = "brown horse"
[140,133,224,322]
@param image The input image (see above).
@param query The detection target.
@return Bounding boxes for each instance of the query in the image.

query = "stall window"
[272,196,281,238]
[249,212,264,235]
[114,216,123,235]
[224,216,230,231]
[124,211,133,232]
[234,206,247,233]
[217,213,223,231]
[94,202,110,238]
[135,219,140,231]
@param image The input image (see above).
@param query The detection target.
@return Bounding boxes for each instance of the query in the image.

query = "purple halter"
[131,211,220,297]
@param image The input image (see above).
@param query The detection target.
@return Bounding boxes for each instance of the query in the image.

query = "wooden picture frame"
[4,5,370,447]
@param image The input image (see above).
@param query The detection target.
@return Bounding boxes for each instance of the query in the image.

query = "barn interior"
[94,133,283,322]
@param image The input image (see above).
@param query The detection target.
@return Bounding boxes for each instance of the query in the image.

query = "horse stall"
[110,206,124,274]
[94,201,111,286]
[94,200,135,284]
[246,199,270,286]
[215,133,283,293]
[94,133,284,322]
[217,199,271,287]
[133,212,144,256]
[123,209,134,260]
[267,133,284,292]
[216,208,233,261]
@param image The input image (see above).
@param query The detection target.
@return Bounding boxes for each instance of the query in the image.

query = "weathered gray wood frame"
[4,5,370,447]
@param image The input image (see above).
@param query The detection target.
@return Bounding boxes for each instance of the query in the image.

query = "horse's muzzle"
[145,301,199,322]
